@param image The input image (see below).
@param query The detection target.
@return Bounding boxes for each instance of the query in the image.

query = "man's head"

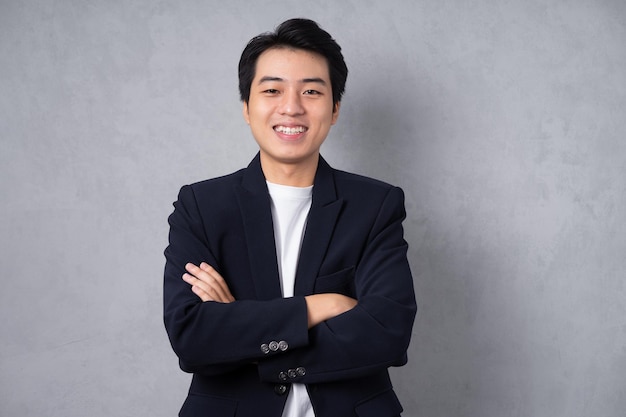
[238,18,348,106]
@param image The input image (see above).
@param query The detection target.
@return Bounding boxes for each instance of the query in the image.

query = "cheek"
[248,105,272,122]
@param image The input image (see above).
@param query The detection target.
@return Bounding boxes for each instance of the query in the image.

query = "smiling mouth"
[274,125,308,136]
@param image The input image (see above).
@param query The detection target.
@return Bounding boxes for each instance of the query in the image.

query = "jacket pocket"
[179,393,237,417]
[313,266,356,295]
[354,388,403,417]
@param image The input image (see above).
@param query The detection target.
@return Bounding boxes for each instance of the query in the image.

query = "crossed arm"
[165,183,416,382]
[183,262,357,328]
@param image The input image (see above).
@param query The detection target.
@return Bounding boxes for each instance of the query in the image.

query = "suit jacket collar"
[239,153,337,201]
[236,153,344,299]
[295,156,343,296]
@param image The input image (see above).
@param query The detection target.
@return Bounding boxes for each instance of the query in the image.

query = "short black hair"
[238,18,348,105]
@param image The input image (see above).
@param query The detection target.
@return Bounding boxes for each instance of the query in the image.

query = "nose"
[278,90,304,116]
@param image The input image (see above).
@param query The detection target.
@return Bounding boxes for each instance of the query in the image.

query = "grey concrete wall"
[1,1,625,416]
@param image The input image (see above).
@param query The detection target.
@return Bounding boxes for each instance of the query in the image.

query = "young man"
[164,18,417,417]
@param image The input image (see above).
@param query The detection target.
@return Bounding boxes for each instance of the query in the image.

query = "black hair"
[238,18,348,105]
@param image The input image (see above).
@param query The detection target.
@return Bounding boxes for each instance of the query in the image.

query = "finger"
[199,263,235,302]
[191,284,211,302]
[183,274,227,303]
[184,263,235,303]
[182,273,214,301]
[185,262,203,275]
[188,262,221,285]
[183,272,230,303]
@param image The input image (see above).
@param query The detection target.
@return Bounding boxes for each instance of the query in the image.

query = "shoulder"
[328,168,407,230]
[173,168,247,213]
[332,168,404,202]
[178,168,246,197]
[333,169,393,189]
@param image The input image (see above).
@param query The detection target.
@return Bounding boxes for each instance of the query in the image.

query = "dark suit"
[164,154,417,417]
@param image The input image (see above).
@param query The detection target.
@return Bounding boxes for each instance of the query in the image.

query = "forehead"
[253,47,330,81]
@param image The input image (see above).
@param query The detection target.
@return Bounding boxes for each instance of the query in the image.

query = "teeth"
[275,126,306,135]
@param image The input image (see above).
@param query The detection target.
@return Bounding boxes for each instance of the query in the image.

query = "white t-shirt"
[267,181,315,417]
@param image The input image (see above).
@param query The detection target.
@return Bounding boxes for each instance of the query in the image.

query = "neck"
[260,154,318,187]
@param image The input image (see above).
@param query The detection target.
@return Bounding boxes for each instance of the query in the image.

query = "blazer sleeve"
[256,186,417,384]
[163,185,310,373]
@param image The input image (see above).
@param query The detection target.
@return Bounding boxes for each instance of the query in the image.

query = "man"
[164,18,417,417]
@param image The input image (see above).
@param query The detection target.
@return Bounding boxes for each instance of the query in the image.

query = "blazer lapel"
[294,156,343,296]
[235,154,282,301]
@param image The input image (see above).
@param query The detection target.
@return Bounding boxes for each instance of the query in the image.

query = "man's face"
[243,47,340,174]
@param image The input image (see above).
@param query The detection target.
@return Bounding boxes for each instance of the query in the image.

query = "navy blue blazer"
[164,154,417,417]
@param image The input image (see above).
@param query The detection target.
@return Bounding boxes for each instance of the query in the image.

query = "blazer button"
[260,344,270,354]
[296,367,306,377]
[269,341,279,351]
[274,384,288,395]
[278,372,288,381]
[278,340,289,351]
[287,369,297,379]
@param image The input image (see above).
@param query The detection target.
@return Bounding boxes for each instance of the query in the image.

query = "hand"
[304,293,357,329]
[183,262,235,303]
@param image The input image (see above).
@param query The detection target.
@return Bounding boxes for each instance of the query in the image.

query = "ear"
[242,101,250,125]
[331,101,341,125]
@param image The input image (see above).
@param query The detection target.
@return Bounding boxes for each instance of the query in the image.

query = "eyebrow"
[257,76,327,85]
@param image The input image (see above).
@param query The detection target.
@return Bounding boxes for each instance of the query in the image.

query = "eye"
[263,89,279,95]
[303,90,321,95]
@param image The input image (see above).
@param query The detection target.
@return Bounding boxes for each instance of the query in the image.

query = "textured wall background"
[1,1,625,416]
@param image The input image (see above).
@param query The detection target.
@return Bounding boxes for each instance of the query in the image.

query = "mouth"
[273,125,308,136]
